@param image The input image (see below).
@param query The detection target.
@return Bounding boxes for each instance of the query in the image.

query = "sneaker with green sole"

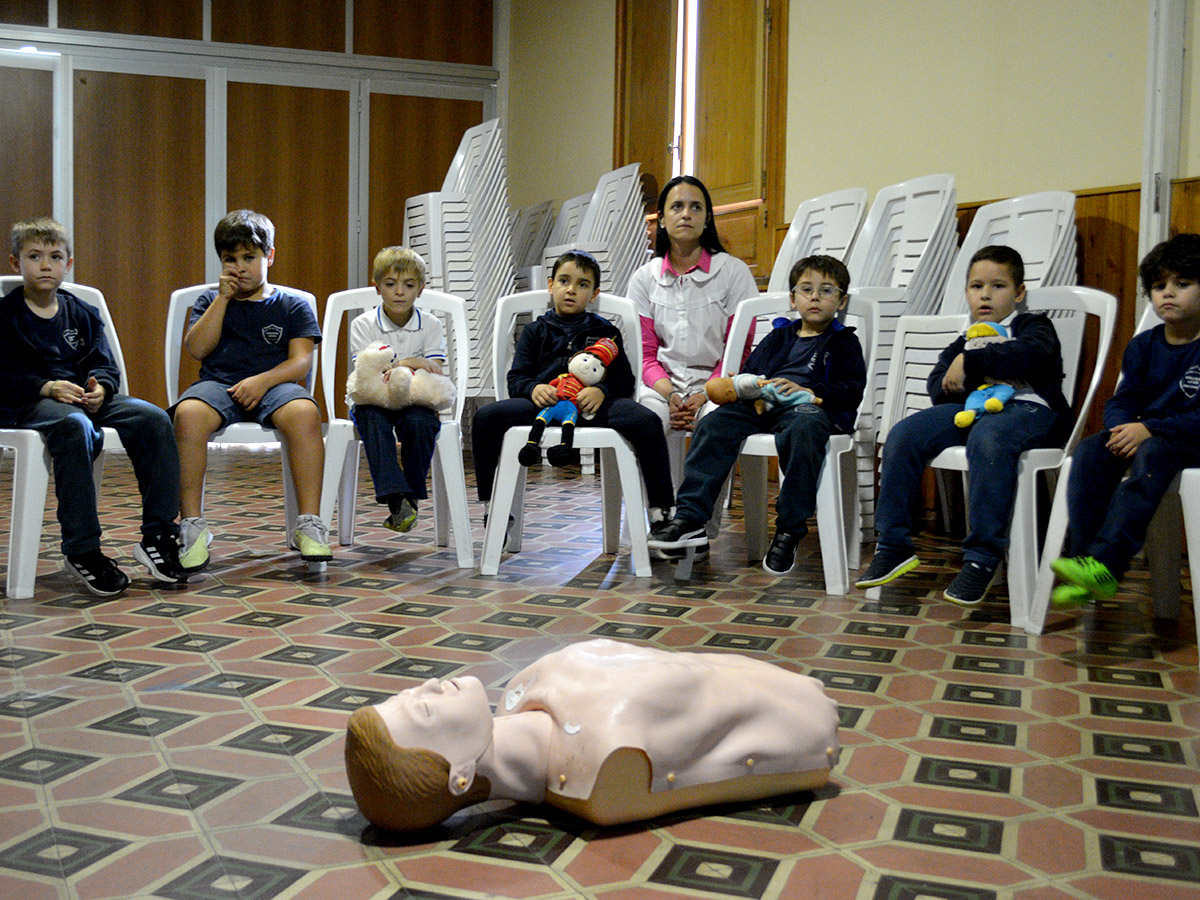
[1052,583,1092,609]
[1051,555,1117,601]
[293,514,332,561]
[179,517,212,573]
[384,497,418,533]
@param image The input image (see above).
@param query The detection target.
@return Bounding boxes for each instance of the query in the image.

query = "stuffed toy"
[954,321,1014,428]
[345,343,455,413]
[706,372,819,415]
[518,337,619,467]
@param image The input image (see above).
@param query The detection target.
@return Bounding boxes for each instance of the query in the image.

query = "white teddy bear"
[345,344,455,413]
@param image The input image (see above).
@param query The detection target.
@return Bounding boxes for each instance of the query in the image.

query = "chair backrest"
[320,287,469,425]
[721,290,880,423]
[939,191,1077,315]
[546,192,592,247]
[164,284,318,406]
[845,174,956,291]
[0,275,129,395]
[766,188,869,293]
[876,285,1117,454]
[511,200,556,268]
[491,290,642,402]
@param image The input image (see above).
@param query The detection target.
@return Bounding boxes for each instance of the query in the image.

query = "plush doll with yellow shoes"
[953,322,1015,428]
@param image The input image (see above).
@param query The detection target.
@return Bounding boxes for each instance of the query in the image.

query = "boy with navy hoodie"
[649,255,866,574]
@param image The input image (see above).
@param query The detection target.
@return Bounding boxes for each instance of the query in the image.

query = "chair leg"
[481,430,526,575]
[599,447,621,555]
[322,422,355,545]
[1026,457,1073,635]
[814,443,851,595]
[741,456,770,561]
[433,426,474,569]
[1145,491,1183,620]
[610,444,651,577]
[6,442,51,599]
[1177,471,1200,656]
[1005,465,1041,630]
[335,440,361,547]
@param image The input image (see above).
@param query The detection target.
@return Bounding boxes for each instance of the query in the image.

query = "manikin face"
[219,243,274,299]
[965,259,1024,323]
[374,676,493,780]
[376,268,423,326]
[661,182,708,248]
[11,241,72,296]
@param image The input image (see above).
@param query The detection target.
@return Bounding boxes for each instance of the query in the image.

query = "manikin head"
[345,676,494,831]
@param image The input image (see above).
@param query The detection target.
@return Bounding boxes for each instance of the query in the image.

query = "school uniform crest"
[262,323,284,344]
[1181,364,1200,399]
[62,328,80,350]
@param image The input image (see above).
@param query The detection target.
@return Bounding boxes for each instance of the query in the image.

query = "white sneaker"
[179,517,212,573]
[292,514,332,561]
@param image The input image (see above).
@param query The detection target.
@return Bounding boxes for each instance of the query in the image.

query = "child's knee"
[173,400,220,440]
[274,399,322,438]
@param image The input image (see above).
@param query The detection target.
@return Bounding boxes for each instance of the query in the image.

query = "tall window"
[616,0,786,277]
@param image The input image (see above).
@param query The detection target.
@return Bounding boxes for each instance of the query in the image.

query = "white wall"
[506,0,617,209]
[785,1,1148,211]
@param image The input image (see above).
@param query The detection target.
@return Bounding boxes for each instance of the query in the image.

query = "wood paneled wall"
[0,67,54,242]
[72,70,208,407]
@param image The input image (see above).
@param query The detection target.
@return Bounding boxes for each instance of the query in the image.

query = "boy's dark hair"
[214,209,275,255]
[11,217,71,258]
[789,254,850,294]
[654,175,727,258]
[551,249,602,289]
[1138,232,1200,293]
[968,245,1025,287]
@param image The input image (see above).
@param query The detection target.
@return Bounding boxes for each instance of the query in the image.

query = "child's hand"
[217,268,240,301]
[228,374,270,410]
[1106,422,1151,458]
[531,384,557,407]
[42,378,85,405]
[941,353,967,393]
[765,377,803,395]
[80,376,106,413]
[576,386,604,416]
[401,357,443,375]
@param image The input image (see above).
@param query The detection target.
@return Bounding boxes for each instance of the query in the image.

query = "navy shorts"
[171,380,316,428]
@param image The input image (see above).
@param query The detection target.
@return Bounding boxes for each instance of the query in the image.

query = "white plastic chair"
[0,277,128,598]
[766,189,868,293]
[1028,304,1197,640]
[164,284,338,544]
[874,286,1117,627]
[938,192,1077,316]
[319,288,473,567]
[716,290,880,593]
[480,290,651,576]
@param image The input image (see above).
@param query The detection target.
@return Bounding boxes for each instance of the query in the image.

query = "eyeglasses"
[792,285,843,300]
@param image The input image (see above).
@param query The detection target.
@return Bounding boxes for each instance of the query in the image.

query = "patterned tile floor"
[1,446,1198,900]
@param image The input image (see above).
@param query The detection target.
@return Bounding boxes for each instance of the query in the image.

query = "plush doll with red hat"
[518,337,619,467]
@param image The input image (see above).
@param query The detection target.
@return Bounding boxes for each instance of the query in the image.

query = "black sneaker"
[65,550,130,597]
[855,547,920,588]
[943,561,998,607]
[762,532,802,576]
[134,533,188,584]
[648,517,708,560]
[483,514,517,553]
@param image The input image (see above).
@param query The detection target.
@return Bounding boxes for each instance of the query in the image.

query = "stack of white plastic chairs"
[936,191,1077,315]
[511,200,555,291]
[526,192,590,287]
[766,188,869,293]
[403,118,515,398]
[541,163,645,295]
[842,174,959,536]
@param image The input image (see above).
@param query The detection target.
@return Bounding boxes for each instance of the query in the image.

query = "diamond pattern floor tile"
[0,446,1197,899]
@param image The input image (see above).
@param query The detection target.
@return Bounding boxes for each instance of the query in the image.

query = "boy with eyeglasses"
[649,255,866,574]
